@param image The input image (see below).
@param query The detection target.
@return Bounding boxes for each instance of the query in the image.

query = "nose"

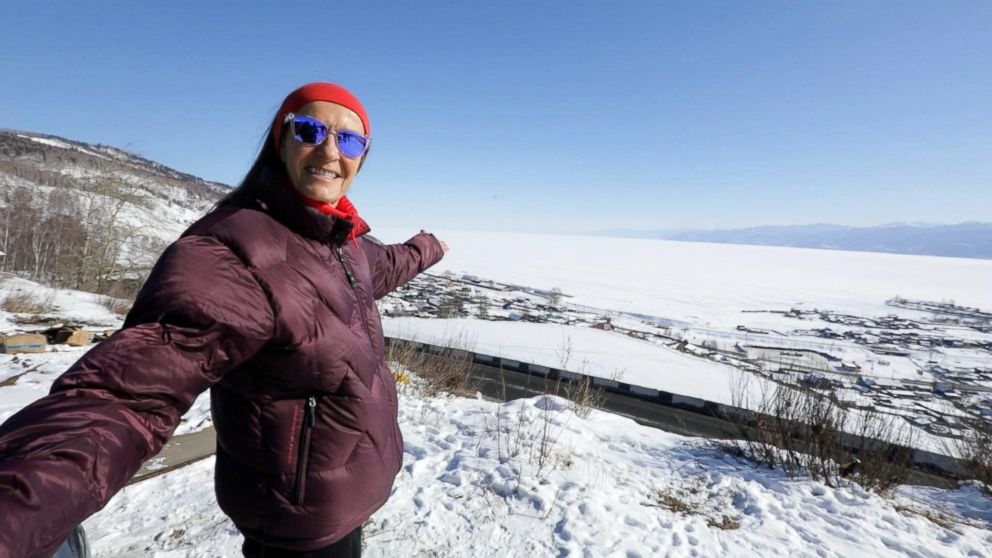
[317,133,341,160]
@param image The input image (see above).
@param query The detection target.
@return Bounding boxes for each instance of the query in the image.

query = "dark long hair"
[215,122,284,209]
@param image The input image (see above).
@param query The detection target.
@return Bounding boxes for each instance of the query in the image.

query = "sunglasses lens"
[337,131,368,158]
[293,116,327,144]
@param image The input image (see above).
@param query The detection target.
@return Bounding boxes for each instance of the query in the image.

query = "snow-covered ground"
[82,379,992,557]
[0,275,215,437]
[0,276,121,332]
[382,316,769,405]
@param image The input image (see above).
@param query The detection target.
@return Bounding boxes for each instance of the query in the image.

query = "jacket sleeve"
[362,232,445,300]
[0,235,275,558]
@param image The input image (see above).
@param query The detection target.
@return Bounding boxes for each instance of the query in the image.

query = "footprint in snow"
[623,515,644,528]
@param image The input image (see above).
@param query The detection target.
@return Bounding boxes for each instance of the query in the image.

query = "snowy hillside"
[0,128,228,209]
[0,129,227,278]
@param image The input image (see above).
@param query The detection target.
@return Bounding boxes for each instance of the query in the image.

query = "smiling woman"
[279,102,369,207]
[0,83,448,558]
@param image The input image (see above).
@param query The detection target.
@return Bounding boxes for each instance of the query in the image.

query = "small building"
[592,318,614,331]
[933,381,952,395]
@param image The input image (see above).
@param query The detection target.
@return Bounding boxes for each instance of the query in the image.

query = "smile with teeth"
[306,166,340,180]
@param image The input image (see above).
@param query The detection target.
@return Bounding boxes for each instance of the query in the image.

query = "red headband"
[272,82,370,152]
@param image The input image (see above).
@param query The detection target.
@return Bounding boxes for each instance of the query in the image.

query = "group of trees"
[1,179,163,298]
[0,131,227,301]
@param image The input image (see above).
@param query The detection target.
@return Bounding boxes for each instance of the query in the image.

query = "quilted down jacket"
[0,175,445,556]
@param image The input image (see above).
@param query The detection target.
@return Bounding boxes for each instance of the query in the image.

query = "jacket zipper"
[292,396,316,505]
[336,246,373,348]
[335,246,358,288]
[335,246,395,408]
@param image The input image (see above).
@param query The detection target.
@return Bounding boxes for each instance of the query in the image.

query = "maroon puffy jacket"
[0,179,444,556]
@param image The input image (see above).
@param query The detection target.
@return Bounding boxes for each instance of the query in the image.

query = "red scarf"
[298,193,370,244]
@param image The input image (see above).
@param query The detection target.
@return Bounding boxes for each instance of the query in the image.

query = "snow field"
[0,275,122,332]
[374,228,992,328]
[81,376,992,557]
[0,346,91,424]
[382,317,771,406]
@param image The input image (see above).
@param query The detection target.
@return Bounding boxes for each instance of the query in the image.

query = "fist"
[421,230,450,254]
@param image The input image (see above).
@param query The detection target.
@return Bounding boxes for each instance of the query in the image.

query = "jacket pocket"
[292,396,316,505]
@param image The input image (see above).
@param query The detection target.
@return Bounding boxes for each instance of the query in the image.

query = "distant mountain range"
[598,223,992,260]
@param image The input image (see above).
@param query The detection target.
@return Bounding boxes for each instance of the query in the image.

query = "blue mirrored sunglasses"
[282,113,370,159]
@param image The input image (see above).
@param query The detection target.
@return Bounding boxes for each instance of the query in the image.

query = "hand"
[421,230,449,253]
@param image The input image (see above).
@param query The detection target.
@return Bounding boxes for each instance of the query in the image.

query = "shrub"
[562,375,603,419]
[385,332,478,397]
[552,336,618,418]
[954,417,992,495]
[485,388,572,477]
[725,375,914,494]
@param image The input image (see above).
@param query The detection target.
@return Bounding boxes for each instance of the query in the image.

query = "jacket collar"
[251,169,370,246]
[298,193,371,242]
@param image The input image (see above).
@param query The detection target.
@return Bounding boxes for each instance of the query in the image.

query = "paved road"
[467,359,740,439]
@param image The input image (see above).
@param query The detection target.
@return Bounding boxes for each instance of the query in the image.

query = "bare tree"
[1,175,159,298]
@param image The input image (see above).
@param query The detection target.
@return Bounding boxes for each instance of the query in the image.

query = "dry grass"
[385,333,478,397]
[655,489,695,515]
[563,374,605,419]
[648,482,742,530]
[1,289,55,314]
[707,515,742,530]
[553,336,618,418]
[483,389,574,479]
[725,376,915,494]
[99,294,132,317]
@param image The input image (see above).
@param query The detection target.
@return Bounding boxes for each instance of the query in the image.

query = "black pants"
[242,526,362,558]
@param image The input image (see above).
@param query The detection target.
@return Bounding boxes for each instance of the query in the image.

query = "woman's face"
[280,101,365,207]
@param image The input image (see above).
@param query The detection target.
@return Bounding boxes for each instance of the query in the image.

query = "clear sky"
[2,1,990,234]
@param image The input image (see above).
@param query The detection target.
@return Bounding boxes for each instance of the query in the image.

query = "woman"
[0,82,447,557]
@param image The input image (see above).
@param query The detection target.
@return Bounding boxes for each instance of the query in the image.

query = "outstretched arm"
[361,231,447,300]
[0,235,274,558]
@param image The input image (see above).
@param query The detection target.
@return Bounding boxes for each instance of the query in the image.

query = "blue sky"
[2,1,989,234]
